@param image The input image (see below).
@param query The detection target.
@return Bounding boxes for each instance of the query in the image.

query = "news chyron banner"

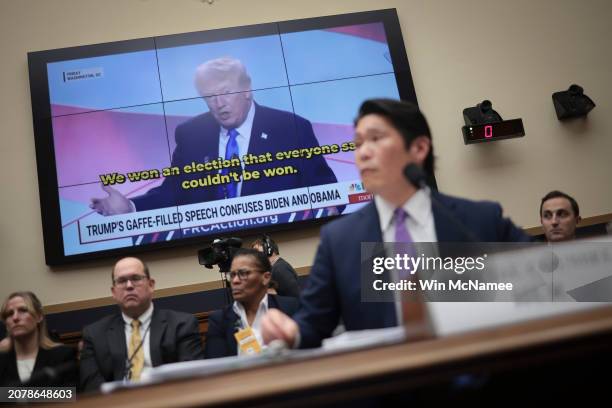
[78,181,372,245]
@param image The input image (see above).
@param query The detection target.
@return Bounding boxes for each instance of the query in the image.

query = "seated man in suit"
[261,98,531,348]
[204,248,299,358]
[540,190,581,242]
[80,257,203,391]
[90,57,338,214]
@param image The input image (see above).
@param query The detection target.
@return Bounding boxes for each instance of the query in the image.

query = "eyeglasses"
[113,274,148,287]
[228,269,261,281]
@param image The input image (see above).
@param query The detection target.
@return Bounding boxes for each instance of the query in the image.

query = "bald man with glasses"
[204,248,298,359]
[80,257,203,392]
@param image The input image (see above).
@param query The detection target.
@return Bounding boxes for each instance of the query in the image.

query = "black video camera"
[198,237,243,272]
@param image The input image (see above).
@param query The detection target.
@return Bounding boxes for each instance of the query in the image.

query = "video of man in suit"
[46,22,402,257]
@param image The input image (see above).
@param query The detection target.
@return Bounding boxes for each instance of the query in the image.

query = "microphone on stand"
[403,163,428,190]
[403,164,478,242]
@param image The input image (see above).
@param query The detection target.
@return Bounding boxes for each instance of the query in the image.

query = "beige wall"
[1,0,610,306]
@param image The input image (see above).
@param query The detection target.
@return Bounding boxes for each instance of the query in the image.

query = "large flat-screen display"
[28,9,419,265]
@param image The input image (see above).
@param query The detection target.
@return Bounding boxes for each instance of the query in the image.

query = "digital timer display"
[462,119,525,144]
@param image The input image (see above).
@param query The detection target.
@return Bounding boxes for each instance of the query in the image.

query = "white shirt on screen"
[217,101,255,197]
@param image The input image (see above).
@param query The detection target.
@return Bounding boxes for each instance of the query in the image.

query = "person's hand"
[261,309,299,347]
[90,185,134,216]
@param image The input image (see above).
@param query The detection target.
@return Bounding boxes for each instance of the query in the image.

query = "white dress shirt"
[217,101,256,197]
[17,358,35,383]
[374,188,437,243]
[232,294,268,355]
[122,303,153,379]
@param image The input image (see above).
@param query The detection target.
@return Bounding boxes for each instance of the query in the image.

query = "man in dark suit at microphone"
[80,257,204,391]
[204,248,298,358]
[261,98,530,349]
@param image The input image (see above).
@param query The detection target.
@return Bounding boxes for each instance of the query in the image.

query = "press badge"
[234,327,262,355]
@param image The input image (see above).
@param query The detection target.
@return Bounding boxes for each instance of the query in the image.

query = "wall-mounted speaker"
[552,84,595,120]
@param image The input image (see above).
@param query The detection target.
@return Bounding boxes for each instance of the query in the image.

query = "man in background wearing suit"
[261,98,530,348]
[91,57,338,214]
[205,248,298,358]
[540,190,581,242]
[80,257,203,391]
[251,235,300,298]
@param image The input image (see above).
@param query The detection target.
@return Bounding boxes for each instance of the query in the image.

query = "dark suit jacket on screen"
[204,295,299,359]
[132,104,337,211]
[293,192,532,348]
[0,345,77,387]
[79,308,203,392]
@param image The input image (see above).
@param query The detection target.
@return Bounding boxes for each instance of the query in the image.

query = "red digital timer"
[462,119,525,145]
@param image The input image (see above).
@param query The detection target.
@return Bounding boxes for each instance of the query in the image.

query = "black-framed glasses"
[228,269,260,281]
[113,274,148,287]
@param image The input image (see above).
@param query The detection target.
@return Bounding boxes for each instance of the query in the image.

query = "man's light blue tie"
[222,129,239,198]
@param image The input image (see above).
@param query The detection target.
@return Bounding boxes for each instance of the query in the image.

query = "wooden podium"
[46,304,612,407]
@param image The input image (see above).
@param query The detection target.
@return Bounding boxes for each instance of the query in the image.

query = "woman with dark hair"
[204,248,299,358]
[0,291,77,387]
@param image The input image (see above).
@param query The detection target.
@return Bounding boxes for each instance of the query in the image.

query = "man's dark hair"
[111,258,151,284]
[232,248,272,272]
[251,236,279,255]
[355,98,435,177]
[540,190,580,217]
